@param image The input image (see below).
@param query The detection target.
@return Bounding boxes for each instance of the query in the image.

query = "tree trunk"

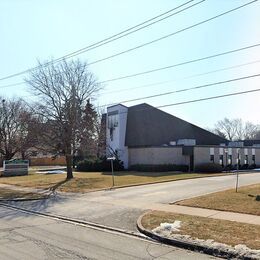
[4,151,15,161]
[21,151,26,160]
[65,154,73,179]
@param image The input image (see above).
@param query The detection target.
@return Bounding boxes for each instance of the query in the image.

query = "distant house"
[105,103,260,170]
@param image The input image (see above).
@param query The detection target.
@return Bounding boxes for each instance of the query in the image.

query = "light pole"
[236,148,240,193]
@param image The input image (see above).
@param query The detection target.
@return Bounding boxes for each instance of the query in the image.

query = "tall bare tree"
[213,117,260,141]
[0,98,37,160]
[26,59,100,179]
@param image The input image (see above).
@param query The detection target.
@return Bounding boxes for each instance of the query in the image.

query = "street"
[0,206,216,260]
[5,172,260,232]
[1,172,259,259]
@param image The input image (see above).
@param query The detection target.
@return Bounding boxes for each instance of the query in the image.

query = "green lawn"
[0,171,224,193]
[177,183,260,215]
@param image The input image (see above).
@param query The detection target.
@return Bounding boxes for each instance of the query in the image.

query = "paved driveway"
[5,172,260,232]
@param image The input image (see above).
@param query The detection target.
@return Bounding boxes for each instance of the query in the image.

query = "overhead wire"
[100,59,260,95]
[1,43,260,90]
[103,88,260,116]
[88,0,258,67]
[0,0,257,83]
[99,73,260,107]
[99,43,260,83]
[0,0,202,82]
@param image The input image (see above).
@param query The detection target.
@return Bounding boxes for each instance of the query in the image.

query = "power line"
[0,0,201,82]
[105,88,260,115]
[158,88,260,109]
[16,60,260,101]
[0,0,257,83]
[100,73,260,107]
[4,53,260,95]
[100,42,260,83]
[3,42,260,91]
[61,0,205,61]
[88,0,258,67]
[100,59,260,95]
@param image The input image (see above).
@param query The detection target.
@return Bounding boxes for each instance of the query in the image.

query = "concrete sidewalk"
[148,203,260,225]
[86,196,260,225]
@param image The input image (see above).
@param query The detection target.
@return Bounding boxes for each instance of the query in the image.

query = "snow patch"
[152,221,181,234]
[152,224,260,259]
[36,170,66,174]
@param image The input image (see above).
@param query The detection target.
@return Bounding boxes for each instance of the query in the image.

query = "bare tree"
[0,98,37,160]
[26,59,100,179]
[213,117,260,141]
[243,122,260,139]
[214,118,238,141]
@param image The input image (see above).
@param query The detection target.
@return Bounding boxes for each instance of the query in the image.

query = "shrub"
[223,164,232,171]
[129,164,189,172]
[195,163,223,173]
[248,163,256,169]
[76,157,124,172]
[240,164,249,170]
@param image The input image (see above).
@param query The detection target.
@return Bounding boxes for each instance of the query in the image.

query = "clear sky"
[0,0,260,129]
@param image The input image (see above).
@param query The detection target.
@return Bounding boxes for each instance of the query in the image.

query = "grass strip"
[177,183,260,216]
[0,171,224,192]
[142,210,260,250]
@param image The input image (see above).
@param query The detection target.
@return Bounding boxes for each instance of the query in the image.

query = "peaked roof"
[125,103,228,147]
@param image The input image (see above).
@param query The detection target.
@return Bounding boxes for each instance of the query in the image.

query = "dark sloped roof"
[125,103,228,147]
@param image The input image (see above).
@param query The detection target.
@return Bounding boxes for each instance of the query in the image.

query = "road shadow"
[0,178,72,220]
[49,178,70,192]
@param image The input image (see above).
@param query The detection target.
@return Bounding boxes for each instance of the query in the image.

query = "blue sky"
[0,0,260,128]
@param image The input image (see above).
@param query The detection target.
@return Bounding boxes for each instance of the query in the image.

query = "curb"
[136,211,256,260]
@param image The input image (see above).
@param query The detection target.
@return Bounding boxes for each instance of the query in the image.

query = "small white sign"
[107,157,116,161]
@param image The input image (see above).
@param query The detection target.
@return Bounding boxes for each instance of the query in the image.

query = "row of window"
[210,154,256,165]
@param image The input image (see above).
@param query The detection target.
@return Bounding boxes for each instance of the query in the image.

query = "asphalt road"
[5,172,260,232]
[0,206,217,260]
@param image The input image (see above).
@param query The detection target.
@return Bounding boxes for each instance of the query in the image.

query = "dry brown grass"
[142,210,260,249]
[0,171,223,192]
[0,188,48,200]
[177,183,260,215]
